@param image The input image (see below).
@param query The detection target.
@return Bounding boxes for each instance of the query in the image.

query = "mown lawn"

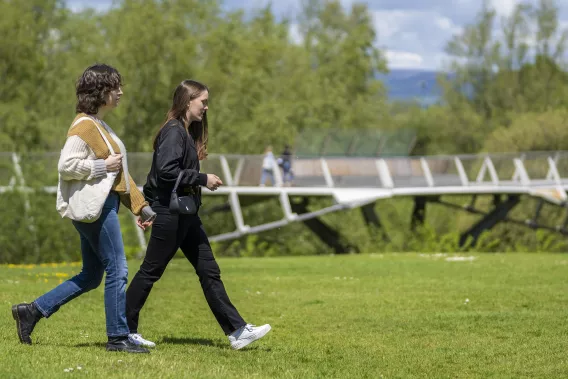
[1,253,567,378]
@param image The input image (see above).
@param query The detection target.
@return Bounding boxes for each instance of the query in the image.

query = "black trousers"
[126,203,246,335]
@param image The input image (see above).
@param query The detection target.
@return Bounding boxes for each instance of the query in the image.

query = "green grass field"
[1,253,567,378]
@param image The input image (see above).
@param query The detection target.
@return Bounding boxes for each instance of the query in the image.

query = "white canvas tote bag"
[56,117,119,223]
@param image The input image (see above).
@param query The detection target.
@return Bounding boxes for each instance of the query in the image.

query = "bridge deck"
[2,151,568,242]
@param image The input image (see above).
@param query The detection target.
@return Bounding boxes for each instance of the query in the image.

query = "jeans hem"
[106,332,129,338]
[32,301,50,319]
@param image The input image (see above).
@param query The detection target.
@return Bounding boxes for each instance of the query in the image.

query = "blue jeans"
[282,161,293,183]
[34,192,129,337]
[260,169,274,185]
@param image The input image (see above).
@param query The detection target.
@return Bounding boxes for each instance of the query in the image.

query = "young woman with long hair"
[125,80,271,350]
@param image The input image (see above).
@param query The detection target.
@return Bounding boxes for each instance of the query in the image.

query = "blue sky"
[66,0,568,70]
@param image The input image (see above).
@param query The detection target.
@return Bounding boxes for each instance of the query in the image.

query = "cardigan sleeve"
[118,174,149,216]
[58,136,107,181]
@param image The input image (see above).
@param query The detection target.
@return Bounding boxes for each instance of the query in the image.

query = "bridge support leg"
[291,197,356,254]
[459,194,520,247]
[411,196,427,231]
[465,195,477,211]
[361,203,380,227]
[527,198,544,229]
[361,203,389,241]
[561,207,568,231]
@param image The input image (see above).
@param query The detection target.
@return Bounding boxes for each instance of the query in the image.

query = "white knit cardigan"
[56,117,130,214]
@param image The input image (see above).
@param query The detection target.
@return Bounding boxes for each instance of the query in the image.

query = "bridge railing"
[2,151,568,245]
[1,151,568,192]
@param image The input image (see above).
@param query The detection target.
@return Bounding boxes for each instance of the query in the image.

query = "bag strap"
[70,116,115,155]
[93,123,116,156]
[172,171,186,193]
[71,116,91,128]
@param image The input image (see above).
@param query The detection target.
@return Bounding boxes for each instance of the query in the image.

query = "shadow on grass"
[160,337,270,352]
[160,337,226,348]
[70,338,271,351]
[73,342,106,348]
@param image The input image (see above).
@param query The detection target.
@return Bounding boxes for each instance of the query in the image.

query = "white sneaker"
[128,333,156,348]
[228,324,271,350]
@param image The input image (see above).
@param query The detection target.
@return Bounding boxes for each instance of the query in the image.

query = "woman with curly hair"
[11,64,155,353]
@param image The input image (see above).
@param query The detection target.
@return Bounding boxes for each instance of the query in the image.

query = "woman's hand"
[206,174,223,191]
[137,206,156,230]
[136,217,153,231]
[105,154,122,171]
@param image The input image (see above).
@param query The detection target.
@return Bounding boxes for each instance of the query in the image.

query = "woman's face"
[102,86,123,110]
[187,90,209,122]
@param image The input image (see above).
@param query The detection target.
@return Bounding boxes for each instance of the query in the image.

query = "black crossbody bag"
[169,171,199,215]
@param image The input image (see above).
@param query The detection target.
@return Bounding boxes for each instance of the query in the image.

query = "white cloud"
[66,0,114,13]
[371,9,464,69]
[491,0,520,16]
[435,16,453,30]
[371,10,417,40]
[386,50,424,69]
[434,16,462,34]
[371,10,462,43]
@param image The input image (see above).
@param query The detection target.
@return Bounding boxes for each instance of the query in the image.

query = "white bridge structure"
[2,151,568,252]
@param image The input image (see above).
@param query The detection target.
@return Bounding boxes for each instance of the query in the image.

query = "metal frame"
[2,151,568,247]
[434,195,568,240]
[458,194,520,247]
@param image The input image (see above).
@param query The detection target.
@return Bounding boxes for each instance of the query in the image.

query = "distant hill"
[377,69,444,106]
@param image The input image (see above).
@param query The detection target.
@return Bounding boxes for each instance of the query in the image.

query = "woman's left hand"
[136,218,153,231]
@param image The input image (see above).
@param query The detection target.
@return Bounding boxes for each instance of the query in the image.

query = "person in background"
[260,145,276,187]
[278,144,294,186]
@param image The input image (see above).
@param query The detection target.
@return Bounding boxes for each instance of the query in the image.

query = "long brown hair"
[154,80,209,160]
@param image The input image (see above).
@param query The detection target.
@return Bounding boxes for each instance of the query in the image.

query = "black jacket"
[143,119,208,205]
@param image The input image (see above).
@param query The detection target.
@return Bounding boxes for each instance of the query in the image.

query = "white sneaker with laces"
[228,323,271,350]
[128,333,156,348]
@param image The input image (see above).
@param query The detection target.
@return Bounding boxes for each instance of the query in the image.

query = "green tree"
[0,0,68,151]
[298,0,389,130]
[484,109,568,152]
[441,0,568,122]
[100,0,221,151]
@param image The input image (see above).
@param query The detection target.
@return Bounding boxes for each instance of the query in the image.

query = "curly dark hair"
[75,64,123,115]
